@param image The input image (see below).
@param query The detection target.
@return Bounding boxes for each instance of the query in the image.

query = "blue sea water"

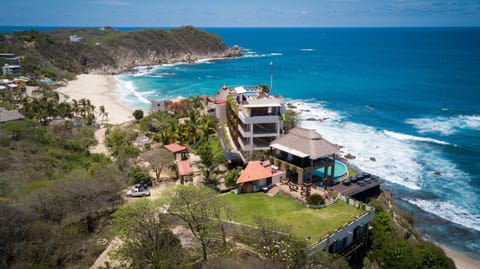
[119,27,480,258]
[2,26,480,258]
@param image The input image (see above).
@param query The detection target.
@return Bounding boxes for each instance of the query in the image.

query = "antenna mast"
[270,61,274,92]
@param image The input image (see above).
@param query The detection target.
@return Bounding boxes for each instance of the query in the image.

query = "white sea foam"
[408,199,480,232]
[114,76,150,105]
[292,99,480,230]
[300,48,316,52]
[291,100,423,190]
[383,130,451,146]
[406,115,480,136]
[269,52,283,56]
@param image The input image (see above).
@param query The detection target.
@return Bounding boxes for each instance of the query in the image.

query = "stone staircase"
[267,185,280,197]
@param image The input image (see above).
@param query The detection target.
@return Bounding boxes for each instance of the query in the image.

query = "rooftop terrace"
[227,85,284,107]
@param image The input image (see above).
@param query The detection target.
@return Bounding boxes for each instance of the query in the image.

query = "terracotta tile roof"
[271,127,339,159]
[236,161,273,184]
[164,143,187,153]
[177,160,193,176]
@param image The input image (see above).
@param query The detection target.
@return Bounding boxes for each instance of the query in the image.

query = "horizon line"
[1,25,480,29]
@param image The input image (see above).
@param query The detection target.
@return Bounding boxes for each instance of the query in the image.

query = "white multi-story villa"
[224,86,284,155]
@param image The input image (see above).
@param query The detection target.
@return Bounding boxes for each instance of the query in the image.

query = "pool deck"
[329,178,384,197]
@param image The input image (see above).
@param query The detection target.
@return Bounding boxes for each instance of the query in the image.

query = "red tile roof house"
[164,143,188,161]
[164,143,193,184]
[236,160,285,193]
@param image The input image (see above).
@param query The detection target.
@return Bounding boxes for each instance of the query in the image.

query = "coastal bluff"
[1,26,241,76]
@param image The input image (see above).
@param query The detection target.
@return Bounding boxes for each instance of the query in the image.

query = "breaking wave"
[408,199,480,232]
[406,115,480,136]
[383,130,452,146]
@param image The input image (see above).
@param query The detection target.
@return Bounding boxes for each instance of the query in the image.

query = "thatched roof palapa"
[270,127,339,159]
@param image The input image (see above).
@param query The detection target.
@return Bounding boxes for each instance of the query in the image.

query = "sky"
[1,0,479,27]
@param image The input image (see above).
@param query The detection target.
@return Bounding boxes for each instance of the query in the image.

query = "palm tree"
[72,99,79,116]
[98,105,106,124]
[58,102,73,119]
[258,84,270,94]
[79,98,87,118]
[191,95,203,110]
[104,111,109,124]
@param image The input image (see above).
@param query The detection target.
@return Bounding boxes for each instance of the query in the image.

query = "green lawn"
[218,192,365,243]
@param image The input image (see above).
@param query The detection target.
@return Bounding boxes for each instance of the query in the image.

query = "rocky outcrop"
[5,26,243,76]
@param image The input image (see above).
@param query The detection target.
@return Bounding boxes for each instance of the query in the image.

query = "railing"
[309,201,375,254]
[253,128,277,135]
[238,123,251,137]
[272,154,306,168]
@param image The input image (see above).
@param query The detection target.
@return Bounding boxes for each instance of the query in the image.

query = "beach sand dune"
[57,74,134,125]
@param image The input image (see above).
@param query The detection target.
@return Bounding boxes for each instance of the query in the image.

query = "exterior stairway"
[267,185,280,197]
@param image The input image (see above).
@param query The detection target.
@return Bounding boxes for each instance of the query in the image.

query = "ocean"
[2,26,480,258]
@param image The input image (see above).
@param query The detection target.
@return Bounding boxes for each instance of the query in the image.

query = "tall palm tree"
[78,98,87,118]
[98,105,106,124]
[72,99,79,116]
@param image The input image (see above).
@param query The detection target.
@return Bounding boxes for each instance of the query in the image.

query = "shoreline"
[57,74,134,125]
[61,67,479,268]
[441,244,480,269]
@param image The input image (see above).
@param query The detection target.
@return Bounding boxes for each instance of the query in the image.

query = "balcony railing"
[253,128,277,134]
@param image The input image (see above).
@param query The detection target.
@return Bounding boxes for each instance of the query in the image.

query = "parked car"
[126,187,150,197]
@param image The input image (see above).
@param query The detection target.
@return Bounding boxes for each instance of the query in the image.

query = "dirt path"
[90,237,123,269]
[90,179,178,268]
[89,127,109,155]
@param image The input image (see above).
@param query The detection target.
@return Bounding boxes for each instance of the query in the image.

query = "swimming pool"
[313,160,348,179]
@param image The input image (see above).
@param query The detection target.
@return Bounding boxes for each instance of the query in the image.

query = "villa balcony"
[238,123,251,137]
[238,110,281,124]
[238,136,251,150]
[253,137,276,149]
[252,123,278,136]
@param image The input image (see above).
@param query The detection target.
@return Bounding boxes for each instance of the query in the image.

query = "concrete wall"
[310,197,375,254]
[215,103,227,123]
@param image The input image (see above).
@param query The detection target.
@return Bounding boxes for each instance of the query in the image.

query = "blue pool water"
[313,160,348,179]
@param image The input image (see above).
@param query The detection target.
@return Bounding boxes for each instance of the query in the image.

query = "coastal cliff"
[1,26,241,77]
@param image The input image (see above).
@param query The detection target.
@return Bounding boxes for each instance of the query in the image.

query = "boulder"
[344,153,356,160]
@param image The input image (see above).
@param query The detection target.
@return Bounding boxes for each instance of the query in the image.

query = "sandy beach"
[441,245,480,269]
[57,74,134,125]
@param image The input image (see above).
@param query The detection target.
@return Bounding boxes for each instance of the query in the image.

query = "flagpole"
[270,61,273,92]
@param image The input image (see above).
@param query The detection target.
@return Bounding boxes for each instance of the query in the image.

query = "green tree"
[167,185,230,261]
[71,126,98,153]
[224,167,241,187]
[258,84,270,94]
[105,127,137,155]
[112,199,186,268]
[283,109,298,134]
[133,109,144,121]
[240,215,307,269]
[0,202,33,269]
[98,105,106,124]
[128,165,150,184]
[140,148,174,182]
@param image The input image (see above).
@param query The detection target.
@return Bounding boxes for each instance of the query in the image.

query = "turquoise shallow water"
[2,26,479,258]
[117,27,480,258]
